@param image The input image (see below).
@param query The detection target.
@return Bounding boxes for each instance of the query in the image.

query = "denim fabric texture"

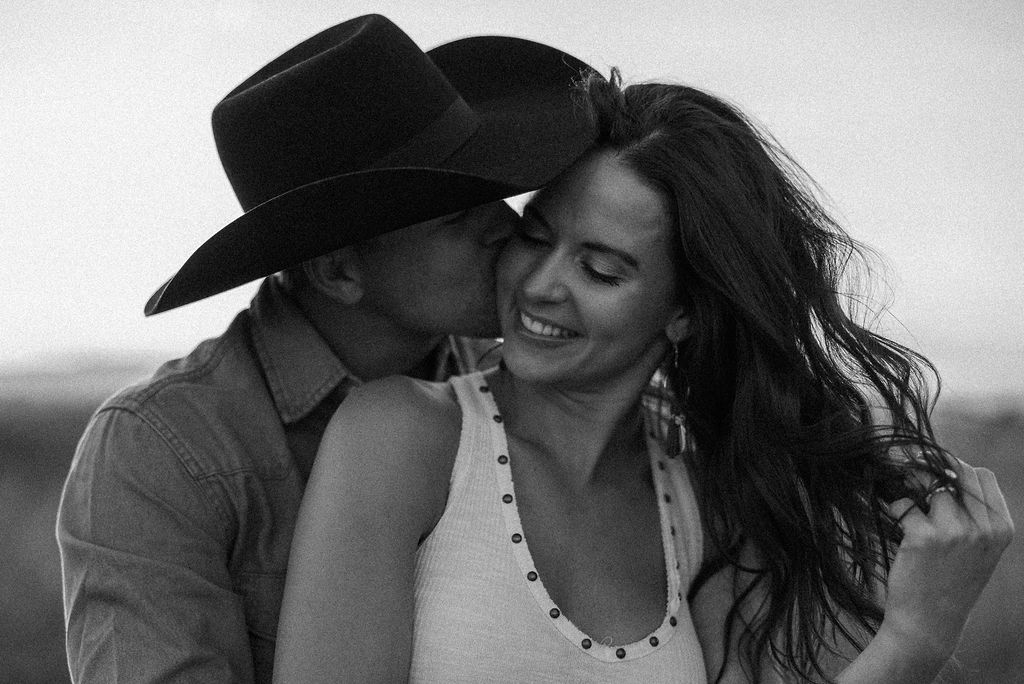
[56,278,486,683]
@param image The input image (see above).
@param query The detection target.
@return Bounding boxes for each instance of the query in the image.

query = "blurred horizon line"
[2,348,1021,414]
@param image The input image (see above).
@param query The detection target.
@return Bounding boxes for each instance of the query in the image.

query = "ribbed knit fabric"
[409,371,707,683]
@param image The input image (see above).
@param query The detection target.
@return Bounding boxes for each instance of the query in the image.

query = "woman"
[274,71,1013,683]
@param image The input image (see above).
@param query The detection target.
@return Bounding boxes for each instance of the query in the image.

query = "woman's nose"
[520,252,569,302]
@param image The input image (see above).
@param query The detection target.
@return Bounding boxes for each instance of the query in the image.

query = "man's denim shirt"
[56,279,484,683]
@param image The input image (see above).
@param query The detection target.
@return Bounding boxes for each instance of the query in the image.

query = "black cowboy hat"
[144,14,595,315]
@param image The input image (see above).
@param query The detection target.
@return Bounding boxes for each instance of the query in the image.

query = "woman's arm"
[689,541,783,683]
[691,462,1014,683]
[272,376,460,683]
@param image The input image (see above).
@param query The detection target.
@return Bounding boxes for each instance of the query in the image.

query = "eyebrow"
[524,204,640,270]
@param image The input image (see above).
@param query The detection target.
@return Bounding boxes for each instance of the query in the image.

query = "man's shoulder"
[89,313,289,478]
[103,317,262,415]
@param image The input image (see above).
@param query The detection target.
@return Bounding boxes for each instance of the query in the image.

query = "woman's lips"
[517,309,580,339]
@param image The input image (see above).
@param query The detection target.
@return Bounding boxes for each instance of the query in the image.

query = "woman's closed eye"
[581,259,622,286]
[517,206,625,285]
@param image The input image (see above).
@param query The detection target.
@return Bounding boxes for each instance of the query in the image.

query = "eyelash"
[582,263,622,286]
[514,221,622,286]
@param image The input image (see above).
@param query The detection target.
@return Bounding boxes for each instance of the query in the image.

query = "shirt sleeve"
[56,406,254,683]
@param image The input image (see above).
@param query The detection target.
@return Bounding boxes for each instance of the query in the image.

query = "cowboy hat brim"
[145,34,595,315]
[146,167,533,315]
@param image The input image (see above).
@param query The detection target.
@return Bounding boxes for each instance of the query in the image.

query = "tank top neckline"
[468,371,684,663]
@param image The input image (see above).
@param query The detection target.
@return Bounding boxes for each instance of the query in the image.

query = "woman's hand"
[834,461,1013,683]
[881,462,1014,662]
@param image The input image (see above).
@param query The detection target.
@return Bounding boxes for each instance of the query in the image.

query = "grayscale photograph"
[3,2,1021,682]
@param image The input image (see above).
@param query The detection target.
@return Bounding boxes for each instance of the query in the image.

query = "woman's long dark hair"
[583,70,961,682]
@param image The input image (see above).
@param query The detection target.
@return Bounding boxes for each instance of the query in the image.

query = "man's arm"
[57,406,253,682]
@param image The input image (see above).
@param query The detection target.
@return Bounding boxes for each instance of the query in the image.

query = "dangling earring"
[668,343,688,459]
[656,342,687,459]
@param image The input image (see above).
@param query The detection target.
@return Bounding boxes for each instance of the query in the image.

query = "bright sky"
[4,1,1023,401]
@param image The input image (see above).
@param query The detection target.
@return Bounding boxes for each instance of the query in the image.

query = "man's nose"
[480,201,518,246]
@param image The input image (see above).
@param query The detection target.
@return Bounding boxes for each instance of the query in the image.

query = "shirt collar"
[250,278,357,425]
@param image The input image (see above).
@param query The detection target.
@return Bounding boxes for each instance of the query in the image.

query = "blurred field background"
[0,360,1020,683]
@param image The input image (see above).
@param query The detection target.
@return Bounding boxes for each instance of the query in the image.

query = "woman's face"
[497,149,686,390]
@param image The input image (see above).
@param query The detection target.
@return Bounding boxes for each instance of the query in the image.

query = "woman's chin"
[500,342,573,385]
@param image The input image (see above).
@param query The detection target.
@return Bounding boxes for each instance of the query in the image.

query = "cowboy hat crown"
[214,15,474,212]
[145,14,595,315]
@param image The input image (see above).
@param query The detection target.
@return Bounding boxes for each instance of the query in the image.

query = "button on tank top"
[409,371,708,682]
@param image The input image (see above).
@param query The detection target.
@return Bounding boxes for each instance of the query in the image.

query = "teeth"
[520,311,575,338]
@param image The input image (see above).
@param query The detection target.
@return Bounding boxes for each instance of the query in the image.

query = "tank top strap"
[446,370,497,494]
[642,414,704,593]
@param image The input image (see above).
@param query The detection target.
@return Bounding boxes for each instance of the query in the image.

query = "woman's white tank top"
[409,370,708,683]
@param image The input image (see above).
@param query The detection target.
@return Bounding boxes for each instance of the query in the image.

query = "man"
[57,15,593,682]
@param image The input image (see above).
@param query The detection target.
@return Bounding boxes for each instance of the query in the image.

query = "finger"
[924,484,965,530]
[904,460,935,490]
[933,464,989,530]
[976,468,1015,545]
[902,449,958,496]
[887,497,928,532]
[961,465,991,528]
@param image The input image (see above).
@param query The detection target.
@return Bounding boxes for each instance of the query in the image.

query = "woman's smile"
[516,309,581,340]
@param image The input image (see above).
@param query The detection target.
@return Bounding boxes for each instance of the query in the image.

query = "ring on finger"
[925,483,957,503]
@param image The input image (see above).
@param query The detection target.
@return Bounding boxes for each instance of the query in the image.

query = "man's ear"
[304,247,363,305]
[664,308,690,345]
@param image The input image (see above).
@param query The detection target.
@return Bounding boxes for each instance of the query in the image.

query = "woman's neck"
[490,356,662,490]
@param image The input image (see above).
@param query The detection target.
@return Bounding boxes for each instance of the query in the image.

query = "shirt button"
[649,636,659,647]
[669,616,677,627]
[502,494,513,504]
[497,454,508,464]
[511,533,522,543]
[549,608,560,619]
[527,571,538,581]
[615,648,626,659]
[581,638,592,650]
[493,415,503,423]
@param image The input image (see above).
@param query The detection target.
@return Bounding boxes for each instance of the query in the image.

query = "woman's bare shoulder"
[314,376,461,521]
[324,375,458,448]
